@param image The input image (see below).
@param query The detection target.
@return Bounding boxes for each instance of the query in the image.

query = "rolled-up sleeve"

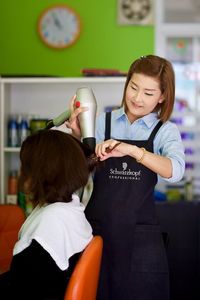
[155,122,185,183]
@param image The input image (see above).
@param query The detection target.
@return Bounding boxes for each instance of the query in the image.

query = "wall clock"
[37,4,81,49]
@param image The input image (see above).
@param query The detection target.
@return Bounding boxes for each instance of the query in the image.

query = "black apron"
[85,112,169,300]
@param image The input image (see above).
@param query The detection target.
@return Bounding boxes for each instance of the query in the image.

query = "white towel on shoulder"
[13,194,93,270]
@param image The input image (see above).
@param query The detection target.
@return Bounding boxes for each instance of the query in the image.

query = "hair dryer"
[75,87,97,151]
[45,87,97,151]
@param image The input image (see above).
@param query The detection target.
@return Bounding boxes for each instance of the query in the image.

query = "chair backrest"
[64,235,103,300]
[0,204,26,273]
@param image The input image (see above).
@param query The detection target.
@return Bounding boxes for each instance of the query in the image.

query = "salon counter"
[156,201,200,300]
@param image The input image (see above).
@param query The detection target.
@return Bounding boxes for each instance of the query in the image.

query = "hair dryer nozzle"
[82,137,96,152]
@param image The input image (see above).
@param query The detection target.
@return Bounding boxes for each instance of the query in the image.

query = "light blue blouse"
[95,107,185,183]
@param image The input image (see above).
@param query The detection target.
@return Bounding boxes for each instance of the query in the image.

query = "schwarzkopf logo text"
[109,162,141,181]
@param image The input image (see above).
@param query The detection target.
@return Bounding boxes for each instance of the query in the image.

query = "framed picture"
[117,0,154,25]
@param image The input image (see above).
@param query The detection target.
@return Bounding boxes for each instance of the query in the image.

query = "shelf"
[160,24,200,36]
[177,126,200,132]
[0,77,127,202]
[4,147,20,153]
[155,0,200,200]
[0,77,126,84]
[185,157,200,163]
[172,111,200,118]
[182,141,200,147]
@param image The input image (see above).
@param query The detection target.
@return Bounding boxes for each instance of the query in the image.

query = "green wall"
[0,1,154,77]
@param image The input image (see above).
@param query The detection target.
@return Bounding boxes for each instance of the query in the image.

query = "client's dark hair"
[19,129,97,206]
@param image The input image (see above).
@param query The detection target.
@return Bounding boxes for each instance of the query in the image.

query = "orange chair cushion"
[64,235,103,300]
[0,205,26,273]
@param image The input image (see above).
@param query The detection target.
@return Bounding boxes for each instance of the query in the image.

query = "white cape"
[13,194,93,270]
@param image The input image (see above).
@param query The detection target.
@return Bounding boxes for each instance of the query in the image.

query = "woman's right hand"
[65,95,88,139]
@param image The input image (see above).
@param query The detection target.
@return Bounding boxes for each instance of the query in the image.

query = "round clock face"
[38,5,81,49]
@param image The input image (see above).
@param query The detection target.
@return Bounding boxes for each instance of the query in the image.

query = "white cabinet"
[155,0,200,200]
[0,77,125,203]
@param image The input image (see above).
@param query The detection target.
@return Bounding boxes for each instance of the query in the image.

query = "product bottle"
[8,115,18,147]
[18,115,29,145]
[18,191,26,211]
[8,170,18,195]
[25,195,33,216]
[184,176,193,201]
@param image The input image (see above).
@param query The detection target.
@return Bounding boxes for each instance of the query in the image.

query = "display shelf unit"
[155,0,200,200]
[0,77,126,203]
